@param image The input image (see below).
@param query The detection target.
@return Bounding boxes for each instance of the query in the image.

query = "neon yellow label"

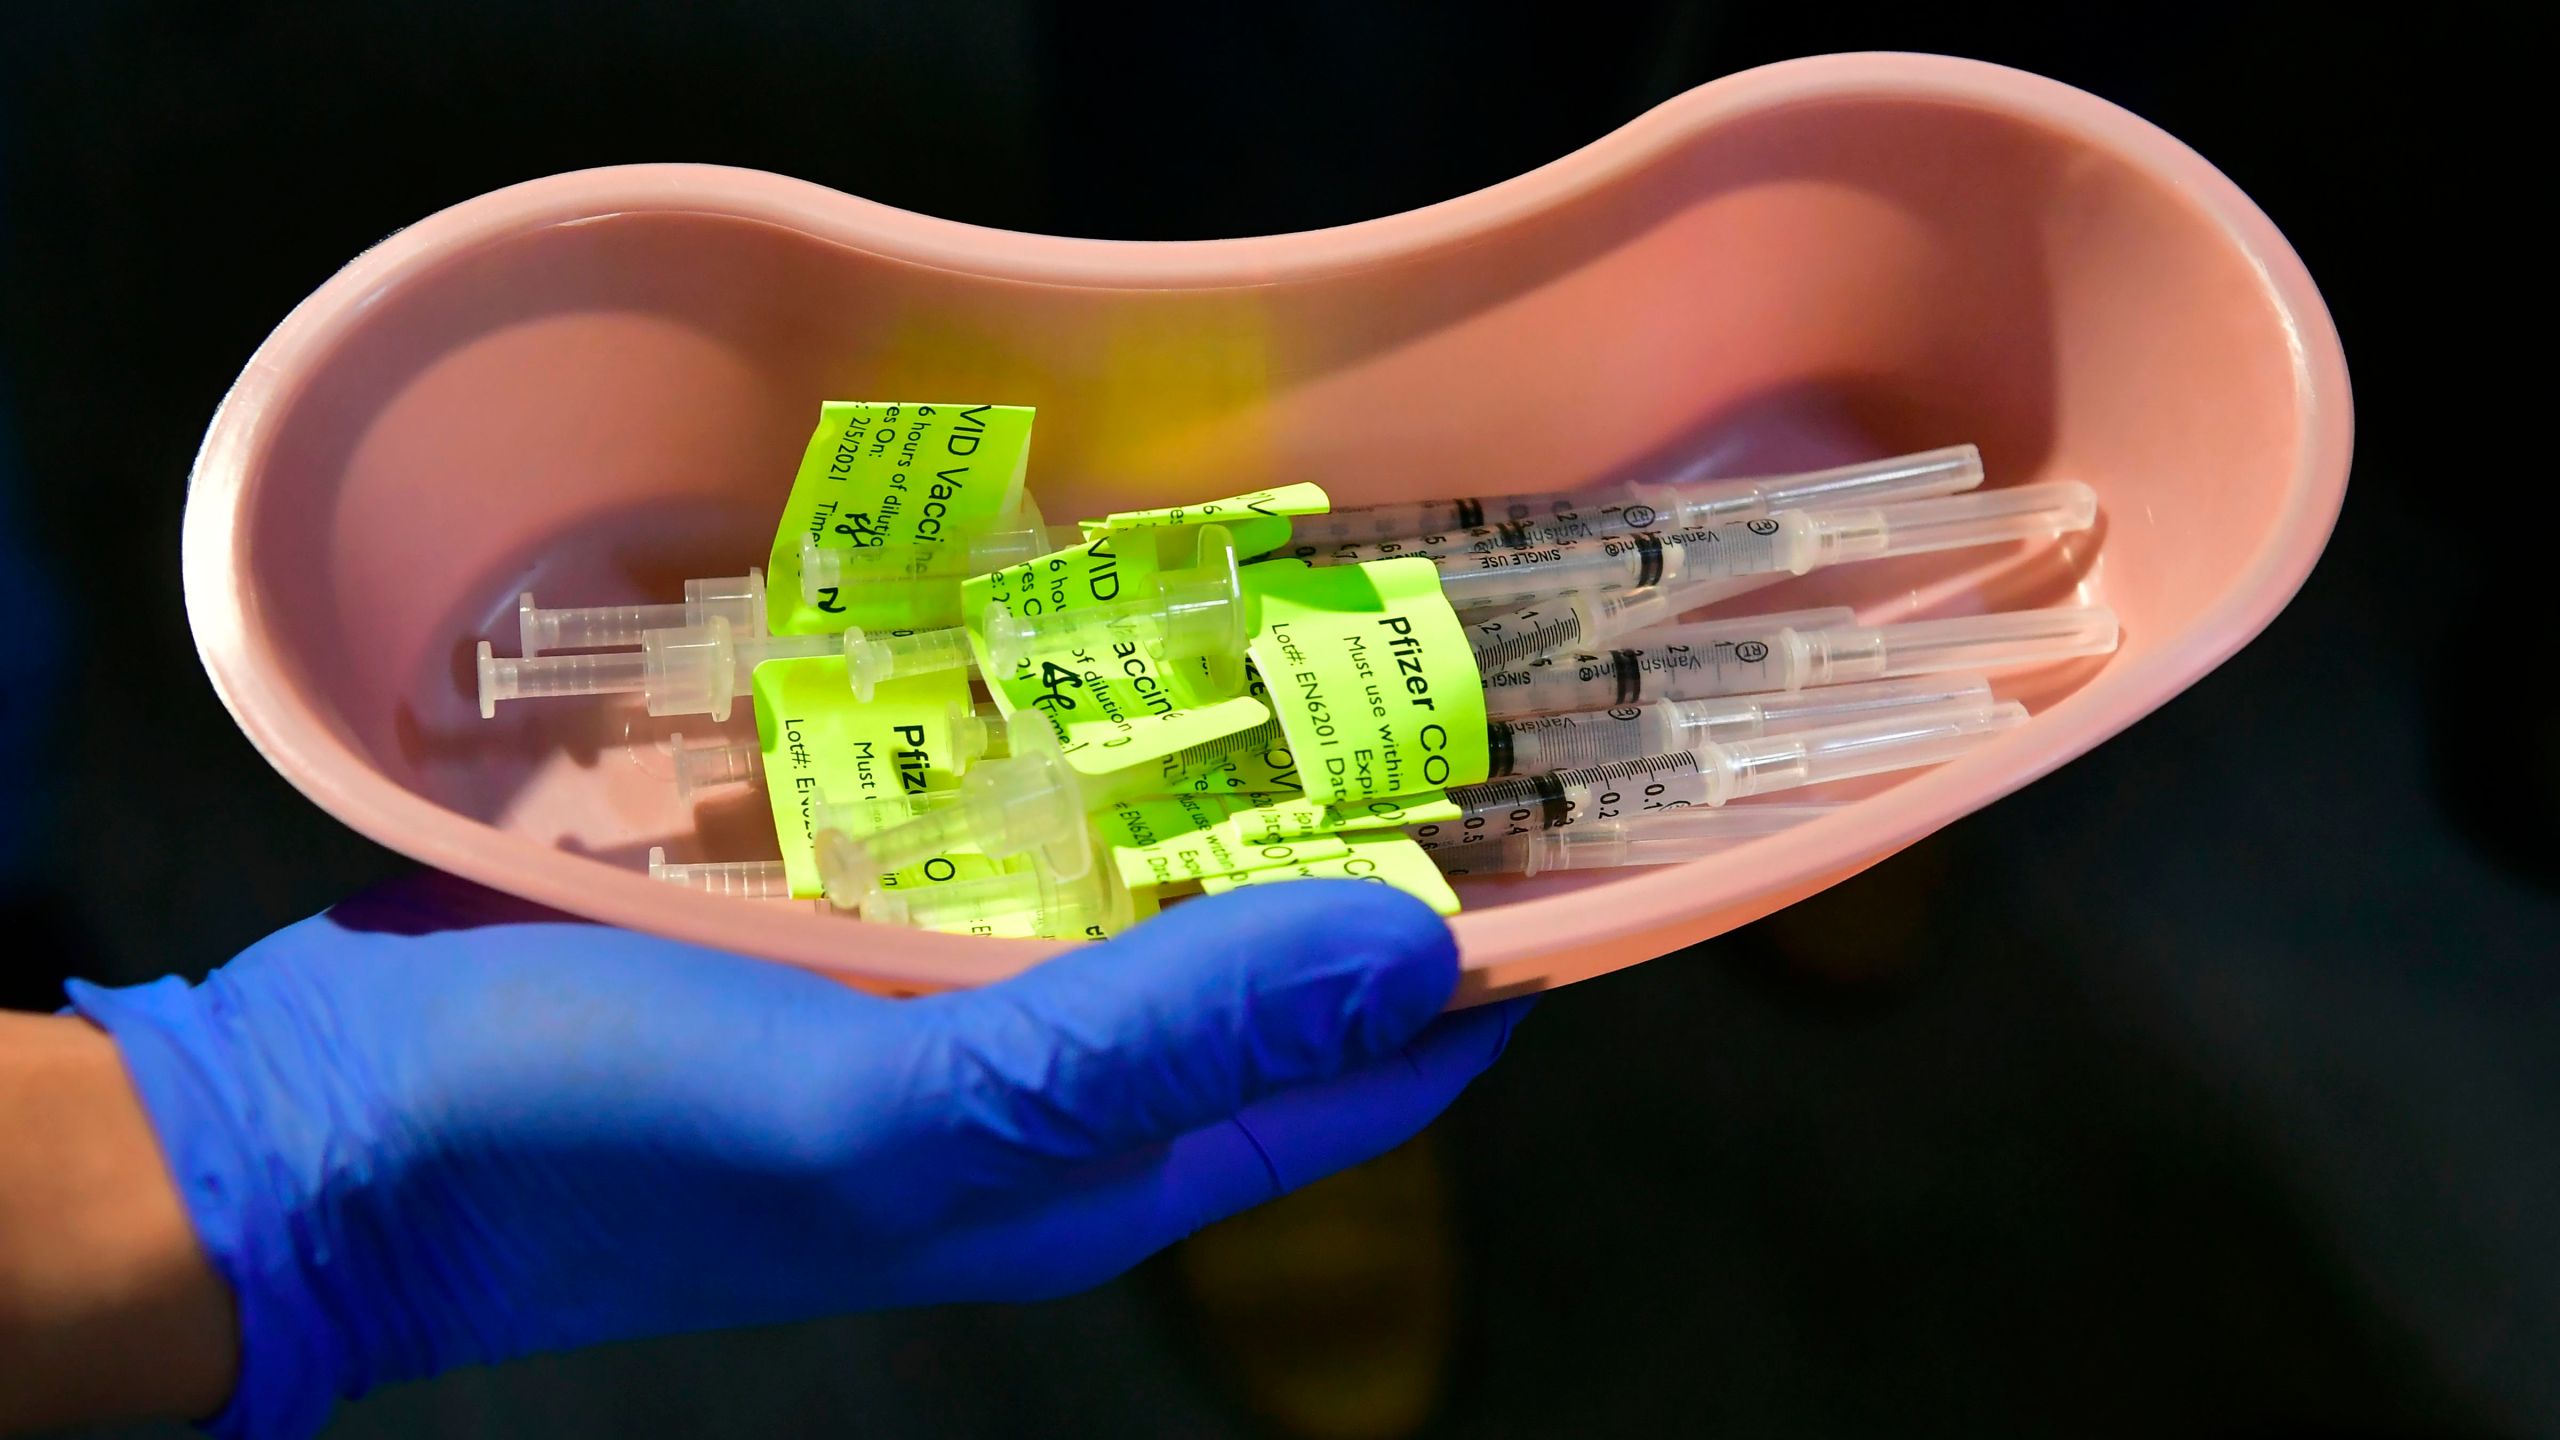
[963,528,1265,770]
[904,858,1137,942]
[1083,484,1329,558]
[1095,794,1353,894]
[1146,671,1303,794]
[1055,695,1273,781]
[1243,558,1489,804]
[750,656,991,898]
[1201,831,1462,916]
[1095,795,1236,894]
[964,528,1160,710]
[768,402,1033,635]
[1221,790,1460,846]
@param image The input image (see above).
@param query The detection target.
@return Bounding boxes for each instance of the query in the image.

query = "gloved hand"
[69,874,1527,1440]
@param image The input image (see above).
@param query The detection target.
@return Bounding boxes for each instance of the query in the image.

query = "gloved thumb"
[919,879,1459,1167]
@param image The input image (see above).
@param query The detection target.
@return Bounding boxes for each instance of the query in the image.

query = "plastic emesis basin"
[180,54,2351,1001]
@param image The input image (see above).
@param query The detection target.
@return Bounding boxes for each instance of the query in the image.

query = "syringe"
[815,711,1283,900]
[1484,604,2118,718]
[796,525,1084,604]
[1486,675,1995,777]
[852,864,1138,939]
[1287,445,1984,552]
[843,523,1253,701]
[1410,699,2028,852]
[1428,804,1842,877]
[1413,480,2098,614]
[853,482,2091,698]
[518,572,769,657]
[477,617,842,723]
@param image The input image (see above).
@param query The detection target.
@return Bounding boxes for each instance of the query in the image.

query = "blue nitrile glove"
[68,874,1528,1440]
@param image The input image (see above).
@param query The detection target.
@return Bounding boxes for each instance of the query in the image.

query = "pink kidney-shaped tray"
[181,54,2351,1001]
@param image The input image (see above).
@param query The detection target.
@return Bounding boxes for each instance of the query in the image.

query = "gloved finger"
[876,996,1532,1305]
[1207,992,1536,1200]
[918,881,1460,1170]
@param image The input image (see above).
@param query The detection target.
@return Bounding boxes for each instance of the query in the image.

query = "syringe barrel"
[1788,605,2120,686]
[1679,674,1996,741]
[1803,480,2097,566]
[1703,699,2027,800]
[1488,706,1681,778]
[1466,593,1604,673]
[984,596,1162,674]
[1427,833,1549,877]
[1479,607,1855,718]
[1428,529,1668,611]
[1434,802,1847,876]
[1594,803,1843,847]
[1430,699,2022,848]
[1289,493,1582,549]
[1323,513,1794,607]
[1421,755,1720,850]
[1466,580,1731,674]
[1314,447,1986,561]
[1635,444,1985,526]
[1488,675,1997,779]
[799,527,1069,602]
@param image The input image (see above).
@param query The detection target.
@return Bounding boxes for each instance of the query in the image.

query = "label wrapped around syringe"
[1243,558,1491,803]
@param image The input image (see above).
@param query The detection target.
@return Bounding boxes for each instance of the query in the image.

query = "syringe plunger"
[478,617,840,722]
[519,571,768,656]
[647,847,792,899]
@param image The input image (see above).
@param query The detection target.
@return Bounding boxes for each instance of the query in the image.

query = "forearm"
[0,1009,237,1433]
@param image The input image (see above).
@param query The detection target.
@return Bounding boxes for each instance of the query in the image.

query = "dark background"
[3,4,2540,1437]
